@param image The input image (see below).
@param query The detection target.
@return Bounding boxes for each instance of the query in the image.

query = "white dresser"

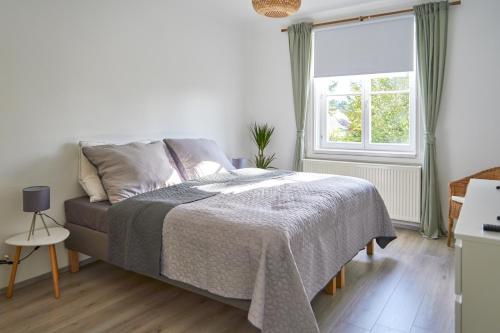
[454,179,500,333]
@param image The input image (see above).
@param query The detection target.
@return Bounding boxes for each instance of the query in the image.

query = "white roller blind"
[314,16,415,77]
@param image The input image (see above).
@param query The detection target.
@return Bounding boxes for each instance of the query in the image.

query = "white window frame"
[312,72,417,158]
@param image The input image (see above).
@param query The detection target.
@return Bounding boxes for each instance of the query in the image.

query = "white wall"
[437,0,500,213]
[243,22,295,168]
[244,0,500,224]
[2,0,499,290]
[242,0,426,168]
[0,0,245,288]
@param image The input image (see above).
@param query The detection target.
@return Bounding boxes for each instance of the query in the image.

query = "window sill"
[307,147,421,165]
[313,148,417,159]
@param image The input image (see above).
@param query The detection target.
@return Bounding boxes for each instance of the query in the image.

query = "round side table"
[5,227,69,299]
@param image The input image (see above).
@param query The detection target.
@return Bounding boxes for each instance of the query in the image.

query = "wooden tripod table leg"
[6,246,22,298]
[48,245,60,299]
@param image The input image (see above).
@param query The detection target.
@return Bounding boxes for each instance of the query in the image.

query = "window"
[313,72,416,155]
[311,16,416,158]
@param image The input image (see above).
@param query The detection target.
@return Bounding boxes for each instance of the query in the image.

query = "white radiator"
[303,159,421,223]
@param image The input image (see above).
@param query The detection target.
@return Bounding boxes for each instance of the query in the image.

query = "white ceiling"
[185,0,421,25]
[205,0,380,20]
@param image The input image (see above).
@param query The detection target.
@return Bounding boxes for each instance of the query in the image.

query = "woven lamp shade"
[252,0,301,18]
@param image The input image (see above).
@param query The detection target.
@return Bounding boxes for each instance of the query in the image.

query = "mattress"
[65,196,110,233]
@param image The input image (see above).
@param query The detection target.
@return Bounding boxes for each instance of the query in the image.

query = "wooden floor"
[0,229,454,333]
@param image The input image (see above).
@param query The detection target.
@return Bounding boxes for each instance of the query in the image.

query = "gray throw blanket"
[108,170,292,276]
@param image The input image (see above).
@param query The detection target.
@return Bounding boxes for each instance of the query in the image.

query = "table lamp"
[232,158,248,169]
[23,186,51,240]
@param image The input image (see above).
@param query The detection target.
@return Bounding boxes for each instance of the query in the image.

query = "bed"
[64,197,252,310]
[64,138,396,333]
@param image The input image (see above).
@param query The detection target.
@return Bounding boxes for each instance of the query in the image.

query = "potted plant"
[250,123,276,169]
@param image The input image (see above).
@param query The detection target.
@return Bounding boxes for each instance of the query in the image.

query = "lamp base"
[27,212,51,241]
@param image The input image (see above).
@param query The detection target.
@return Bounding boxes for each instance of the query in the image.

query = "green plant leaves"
[254,153,276,169]
[250,123,276,169]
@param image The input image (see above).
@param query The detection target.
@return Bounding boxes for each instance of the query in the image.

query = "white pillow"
[82,141,183,204]
[78,140,151,202]
[164,138,235,180]
[451,195,465,204]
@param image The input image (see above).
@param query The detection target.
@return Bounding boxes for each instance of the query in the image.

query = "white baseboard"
[0,257,96,294]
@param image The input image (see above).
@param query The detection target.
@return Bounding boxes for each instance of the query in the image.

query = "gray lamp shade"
[23,186,50,212]
[232,158,248,169]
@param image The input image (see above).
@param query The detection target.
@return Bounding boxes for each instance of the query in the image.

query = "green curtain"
[415,1,449,238]
[288,23,313,171]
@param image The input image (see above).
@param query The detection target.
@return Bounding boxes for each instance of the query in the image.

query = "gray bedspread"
[108,169,396,333]
[162,170,396,333]
[108,170,293,276]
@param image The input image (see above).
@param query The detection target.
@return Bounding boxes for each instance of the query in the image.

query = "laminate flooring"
[0,228,454,333]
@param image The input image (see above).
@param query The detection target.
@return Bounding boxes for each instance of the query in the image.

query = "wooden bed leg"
[324,277,337,295]
[336,266,346,289]
[366,239,375,256]
[68,249,80,273]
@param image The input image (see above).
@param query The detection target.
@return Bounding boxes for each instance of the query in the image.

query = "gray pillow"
[83,141,182,204]
[164,138,235,180]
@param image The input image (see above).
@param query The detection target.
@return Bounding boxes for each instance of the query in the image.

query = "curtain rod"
[281,0,461,32]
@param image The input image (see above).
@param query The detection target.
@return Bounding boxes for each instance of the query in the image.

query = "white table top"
[5,227,70,247]
[454,179,500,245]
